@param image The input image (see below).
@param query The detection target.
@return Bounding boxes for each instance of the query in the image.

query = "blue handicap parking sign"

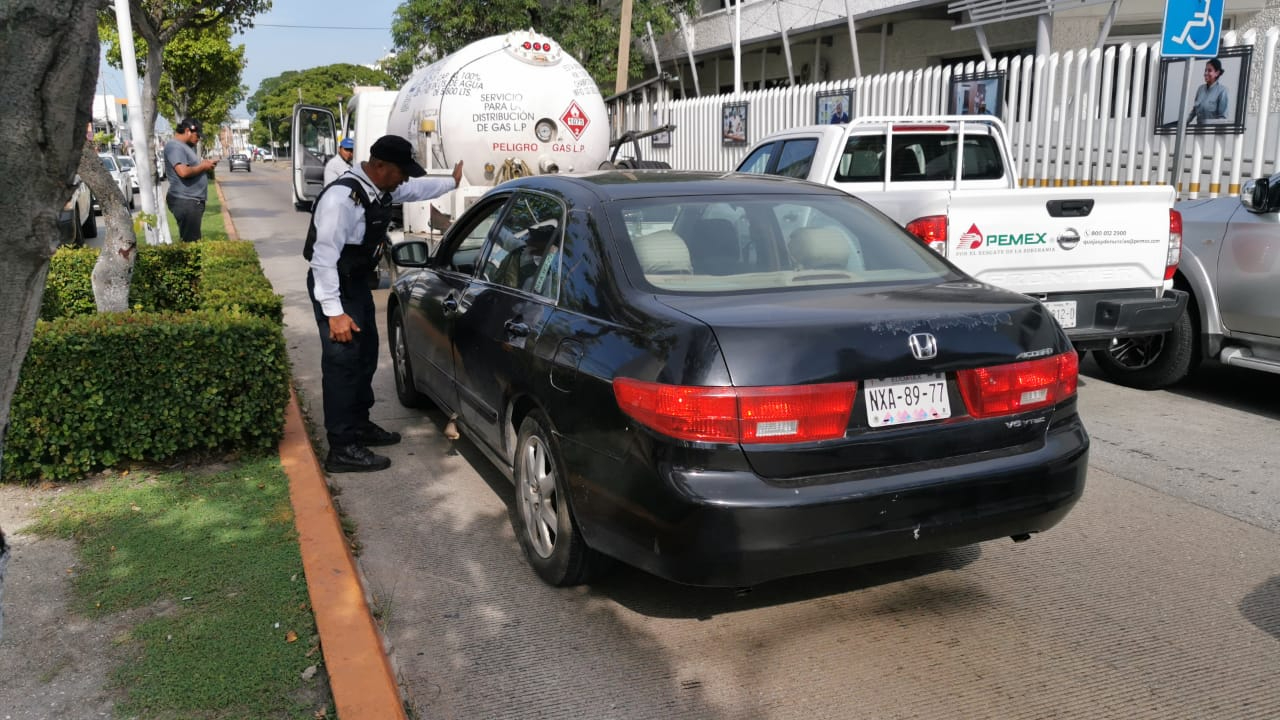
[1162,0,1224,57]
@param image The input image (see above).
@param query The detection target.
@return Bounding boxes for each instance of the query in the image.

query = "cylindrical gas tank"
[386,30,609,186]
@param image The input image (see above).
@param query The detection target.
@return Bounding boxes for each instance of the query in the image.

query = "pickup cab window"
[775,139,818,178]
[835,133,1005,183]
[737,138,818,178]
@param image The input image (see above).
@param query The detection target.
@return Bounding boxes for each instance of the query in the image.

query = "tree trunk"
[79,143,137,312]
[0,0,101,475]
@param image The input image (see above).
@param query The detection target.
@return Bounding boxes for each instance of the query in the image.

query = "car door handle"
[504,320,530,337]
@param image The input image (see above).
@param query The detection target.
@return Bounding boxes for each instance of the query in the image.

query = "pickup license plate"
[865,373,951,428]
[1044,301,1078,329]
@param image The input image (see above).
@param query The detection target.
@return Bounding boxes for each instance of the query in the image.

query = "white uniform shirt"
[309,164,456,317]
[323,152,352,187]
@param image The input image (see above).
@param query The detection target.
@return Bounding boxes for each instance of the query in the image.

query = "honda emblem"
[908,333,938,360]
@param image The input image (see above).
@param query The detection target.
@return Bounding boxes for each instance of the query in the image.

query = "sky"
[97,0,405,123]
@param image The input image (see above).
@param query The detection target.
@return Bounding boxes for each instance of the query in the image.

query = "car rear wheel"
[80,208,97,241]
[513,411,595,586]
[1093,307,1197,389]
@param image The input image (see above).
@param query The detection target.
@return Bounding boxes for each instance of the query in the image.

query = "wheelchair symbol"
[1172,0,1217,51]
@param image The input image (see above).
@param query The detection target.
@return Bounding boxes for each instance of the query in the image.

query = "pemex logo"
[561,101,590,140]
[957,223,984,251]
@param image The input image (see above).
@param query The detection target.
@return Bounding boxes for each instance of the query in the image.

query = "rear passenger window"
[774,139,819,179]
[835,135,885,182]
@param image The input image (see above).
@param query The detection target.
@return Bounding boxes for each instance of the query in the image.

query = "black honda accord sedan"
[388,171,1088,588]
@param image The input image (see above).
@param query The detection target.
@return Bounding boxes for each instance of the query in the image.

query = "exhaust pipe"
[1010,533,1031,543]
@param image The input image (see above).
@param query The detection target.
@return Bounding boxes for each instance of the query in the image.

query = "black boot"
[325,444,391,473]
[356,422,401,447]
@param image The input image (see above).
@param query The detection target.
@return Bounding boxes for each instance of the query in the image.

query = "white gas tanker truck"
[291,29,611,241]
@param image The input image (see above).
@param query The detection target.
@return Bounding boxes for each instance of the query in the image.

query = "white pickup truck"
[736,116,1187,358]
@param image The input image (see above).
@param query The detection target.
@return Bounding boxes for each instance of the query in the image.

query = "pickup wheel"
[1093,307,1197,389]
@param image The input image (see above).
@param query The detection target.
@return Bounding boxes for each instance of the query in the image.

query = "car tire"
[513,410,597,587]
[391,306,431,408]
[1093,306,1198,389]
[80,208,97,241]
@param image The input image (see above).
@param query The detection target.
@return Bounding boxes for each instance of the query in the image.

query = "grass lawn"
[28,454,330,719]
[137,179,230,243]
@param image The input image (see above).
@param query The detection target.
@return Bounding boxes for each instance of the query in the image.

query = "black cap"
[370,135,425,177]
[178,118,202,135]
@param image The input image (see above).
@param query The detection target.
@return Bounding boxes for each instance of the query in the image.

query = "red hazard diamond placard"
[561,101,590,140]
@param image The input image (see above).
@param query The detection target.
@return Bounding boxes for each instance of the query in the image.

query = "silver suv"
[1095,174,1280,387]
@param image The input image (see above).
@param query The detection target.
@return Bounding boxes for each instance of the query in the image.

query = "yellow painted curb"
[279,388,408,720]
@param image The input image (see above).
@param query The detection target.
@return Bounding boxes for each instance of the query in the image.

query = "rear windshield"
[609,194,958,293]
[835,132,1005,183]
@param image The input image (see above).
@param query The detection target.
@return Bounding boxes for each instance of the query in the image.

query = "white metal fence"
[612,28,1280,200]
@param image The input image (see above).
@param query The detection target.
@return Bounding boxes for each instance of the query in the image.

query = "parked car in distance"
[57,175,96,245]
[256,149,274,161]
[116,155,139,194]
[1094,174,1280,388]
[98,152,134,210]
[228,153,251,172]
[387,171,1088,588]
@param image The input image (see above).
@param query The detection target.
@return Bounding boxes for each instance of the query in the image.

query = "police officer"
[305,135,463,472]
[323,136,355,186]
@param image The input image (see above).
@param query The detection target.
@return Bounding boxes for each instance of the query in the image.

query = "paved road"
[222,165,1280,720]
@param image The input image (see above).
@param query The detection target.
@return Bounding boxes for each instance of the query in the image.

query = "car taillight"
[956,351,1078,419]
[905,215,948,254]
[1166,209,1182,281]
[613,378,858,444]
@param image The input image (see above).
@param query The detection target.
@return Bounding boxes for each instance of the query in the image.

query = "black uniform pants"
[308,271,379,447]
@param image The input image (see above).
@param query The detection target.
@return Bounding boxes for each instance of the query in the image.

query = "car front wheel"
[390,307,430,408]
[1093,307,1198,389]
[513,411,596,586]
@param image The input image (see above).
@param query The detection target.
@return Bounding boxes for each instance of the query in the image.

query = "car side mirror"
[390,240,432,268]
[1242,178,1268,213]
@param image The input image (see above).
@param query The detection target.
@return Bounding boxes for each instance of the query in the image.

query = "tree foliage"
[101,19,248,128]
[385,0,694,90]
[101,0,271,138]
[244,64,396,150]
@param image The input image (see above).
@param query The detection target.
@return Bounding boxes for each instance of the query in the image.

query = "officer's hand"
[452,161,464,187]
[328,313,361,343]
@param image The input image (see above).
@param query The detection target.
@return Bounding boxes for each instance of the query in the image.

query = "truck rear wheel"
[1092,307,1197,390]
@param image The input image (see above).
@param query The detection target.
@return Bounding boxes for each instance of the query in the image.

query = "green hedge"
[6,241,288,482]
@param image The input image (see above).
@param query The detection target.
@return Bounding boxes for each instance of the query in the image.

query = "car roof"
[502,170,848,201]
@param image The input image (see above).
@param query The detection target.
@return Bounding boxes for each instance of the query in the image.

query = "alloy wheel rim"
[393,322,409,389]
[519,435,558,558]
[1107,333,1167,370]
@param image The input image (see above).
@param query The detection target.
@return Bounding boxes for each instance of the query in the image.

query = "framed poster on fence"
[816,91,853,124]
[722,102,748,146]
[1154,46,1252,135]
[650,110,670,148]
[948,71,1005,117]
